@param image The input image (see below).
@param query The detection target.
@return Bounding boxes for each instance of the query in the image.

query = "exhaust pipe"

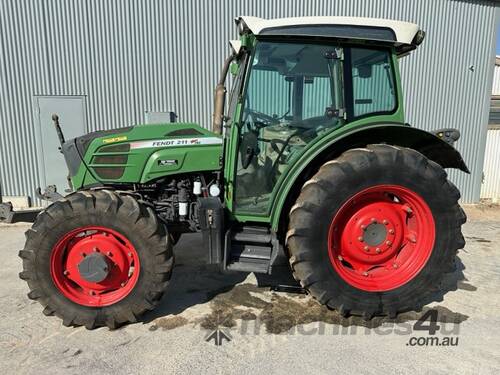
[212,54,235,135]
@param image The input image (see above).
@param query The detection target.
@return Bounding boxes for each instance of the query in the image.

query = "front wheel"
[19,190,173,329]
[286,145,466,318]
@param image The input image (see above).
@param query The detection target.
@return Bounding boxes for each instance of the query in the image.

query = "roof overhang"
[235,16,424,54]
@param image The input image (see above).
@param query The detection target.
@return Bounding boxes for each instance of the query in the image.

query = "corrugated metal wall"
[493,64,500,95]
[482,61,500,200]
[0,0,498,205]
[481,129,500,200]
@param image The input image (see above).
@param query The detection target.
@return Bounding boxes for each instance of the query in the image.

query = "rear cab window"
[349,47,397,118]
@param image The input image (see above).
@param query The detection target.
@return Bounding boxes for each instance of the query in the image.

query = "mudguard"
[270,123,469,230]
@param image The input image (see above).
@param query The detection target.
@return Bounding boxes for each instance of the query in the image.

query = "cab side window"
[350,48,396,118]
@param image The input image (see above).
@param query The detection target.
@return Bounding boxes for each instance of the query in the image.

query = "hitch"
[0,202,40,223]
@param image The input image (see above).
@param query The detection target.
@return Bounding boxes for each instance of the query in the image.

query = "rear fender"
[271,124,469,231]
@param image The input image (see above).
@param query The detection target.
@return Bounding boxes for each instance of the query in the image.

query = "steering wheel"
[243,108,279,129]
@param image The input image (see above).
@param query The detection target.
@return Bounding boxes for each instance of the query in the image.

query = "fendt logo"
[130,137,222,149]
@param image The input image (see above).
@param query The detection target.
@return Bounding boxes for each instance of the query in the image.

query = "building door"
[35,96,87,198]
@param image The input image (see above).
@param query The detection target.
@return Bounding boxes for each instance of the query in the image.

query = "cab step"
[224,226,275,274]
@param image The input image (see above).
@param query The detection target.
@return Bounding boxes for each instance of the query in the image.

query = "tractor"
[19,16,468,329]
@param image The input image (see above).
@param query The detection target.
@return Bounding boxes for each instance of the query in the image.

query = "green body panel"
[139,147,221,182]
[73,123,222,189]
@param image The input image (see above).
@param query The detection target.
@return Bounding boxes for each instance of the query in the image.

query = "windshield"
[243,42,344,130]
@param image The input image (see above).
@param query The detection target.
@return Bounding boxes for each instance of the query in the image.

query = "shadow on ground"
[142,233,472,334]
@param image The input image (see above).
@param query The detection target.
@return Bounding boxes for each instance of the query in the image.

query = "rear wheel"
[287,144,466,318]
[19,190,173,329]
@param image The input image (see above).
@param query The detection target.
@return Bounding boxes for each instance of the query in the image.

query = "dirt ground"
[1,205,499,374]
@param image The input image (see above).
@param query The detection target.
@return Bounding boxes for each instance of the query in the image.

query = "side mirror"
[358,64,373,79]
[242,146,255,169]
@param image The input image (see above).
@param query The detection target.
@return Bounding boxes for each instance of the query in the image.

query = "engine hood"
[63,122,223,189]
[74,122,220,156]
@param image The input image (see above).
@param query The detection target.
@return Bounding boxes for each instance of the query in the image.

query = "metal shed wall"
[0,0,498,205]
[481,129,500,200]
[492,62,500,95]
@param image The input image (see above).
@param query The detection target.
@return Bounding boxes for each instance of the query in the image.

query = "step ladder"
[224,226,274,274]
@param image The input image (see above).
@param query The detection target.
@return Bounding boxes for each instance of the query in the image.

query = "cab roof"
[235,16,424,54]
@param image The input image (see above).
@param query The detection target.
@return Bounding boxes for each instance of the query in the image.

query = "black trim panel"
[260,25,397,42]
[75,126,133,156]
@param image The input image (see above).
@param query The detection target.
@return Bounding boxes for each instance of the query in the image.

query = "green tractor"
[19,16,468,329]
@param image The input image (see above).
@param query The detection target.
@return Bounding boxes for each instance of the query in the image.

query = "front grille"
[99,143,131,152]
[92,154,128,164]
[93,167,125,179]
[90,142,130,180]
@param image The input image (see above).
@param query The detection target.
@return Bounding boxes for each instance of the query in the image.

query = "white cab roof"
[236,16,421,46]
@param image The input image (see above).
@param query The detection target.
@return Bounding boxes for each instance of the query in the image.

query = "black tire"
[19,190,173,329]
[286,144,466,318]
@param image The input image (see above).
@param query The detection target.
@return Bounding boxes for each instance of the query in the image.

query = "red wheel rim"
[50,226,140,307]
[328,185,435,292]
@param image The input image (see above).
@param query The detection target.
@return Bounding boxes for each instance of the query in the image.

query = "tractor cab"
[218,16,425,218]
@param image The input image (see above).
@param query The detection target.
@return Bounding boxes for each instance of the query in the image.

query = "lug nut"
[389,229,395,234]
[63,270,69,276]
[375,248,381,254]
[362,272,369,277]
[120,282,126,287]
[361,224,366,230]
[364,246,369,251]
[106,251,112,256]
[383,219,389,225]
[93,247,99,252]
[386,240,392,246]
[128,252,133,257]
[371,218,377,223]
[393,263,398,269]
[81,252,86,257]
[358,236,364,242]
[89,290,95,296]
[338,255,343,261]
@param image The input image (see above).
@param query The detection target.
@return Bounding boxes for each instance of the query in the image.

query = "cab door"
[229,41,344,219]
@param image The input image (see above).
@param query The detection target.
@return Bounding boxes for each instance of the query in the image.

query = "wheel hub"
[77,252,110,283]
[362,222,387,246]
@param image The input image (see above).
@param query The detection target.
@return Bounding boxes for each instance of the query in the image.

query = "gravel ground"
[1,207,499,374]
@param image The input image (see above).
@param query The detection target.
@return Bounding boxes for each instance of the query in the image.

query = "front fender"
[270,123,469,231]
